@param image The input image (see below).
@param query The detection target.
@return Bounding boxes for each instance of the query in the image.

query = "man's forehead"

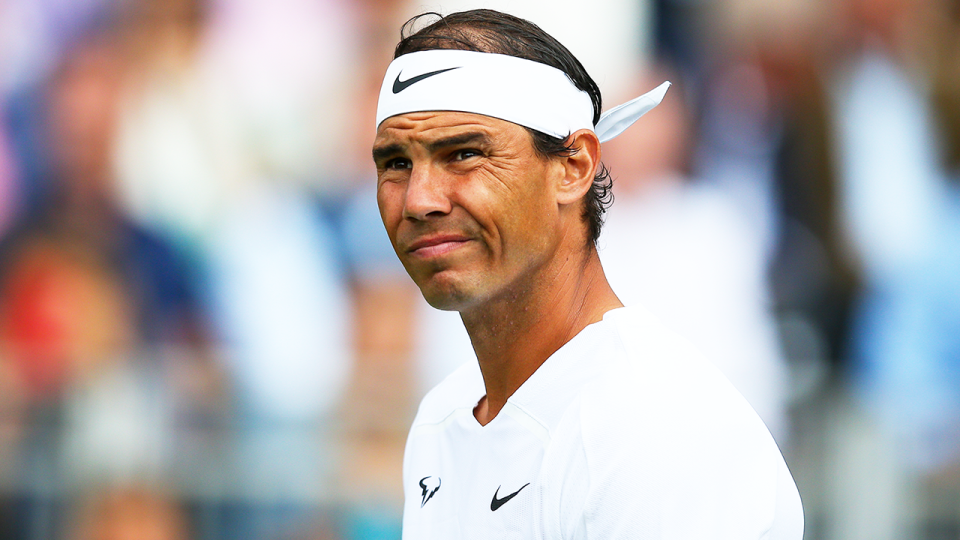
[374,110,528,146]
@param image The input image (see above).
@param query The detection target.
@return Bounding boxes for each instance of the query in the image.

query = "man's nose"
[402,164,452,221]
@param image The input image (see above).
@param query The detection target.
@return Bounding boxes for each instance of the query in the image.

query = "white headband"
[376,49,670,143]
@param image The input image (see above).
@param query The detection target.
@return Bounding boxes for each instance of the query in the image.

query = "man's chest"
[402,409,549,540]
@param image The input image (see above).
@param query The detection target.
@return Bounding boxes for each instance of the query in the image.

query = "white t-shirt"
[401,306,803,539]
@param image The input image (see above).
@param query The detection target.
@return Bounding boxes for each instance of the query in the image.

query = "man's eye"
[386,158,412,169]
[453,149,481,161]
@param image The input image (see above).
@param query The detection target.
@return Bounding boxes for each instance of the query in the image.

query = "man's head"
[372,9,667,312]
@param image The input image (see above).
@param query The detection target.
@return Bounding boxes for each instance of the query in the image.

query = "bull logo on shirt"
[419,476,441,507]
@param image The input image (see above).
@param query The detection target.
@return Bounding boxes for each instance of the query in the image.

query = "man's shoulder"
[539,307,801,540]
[597,306,758,399]
[571,306,777,451]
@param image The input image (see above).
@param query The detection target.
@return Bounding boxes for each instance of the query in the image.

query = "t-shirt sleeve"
[537,364,803,540]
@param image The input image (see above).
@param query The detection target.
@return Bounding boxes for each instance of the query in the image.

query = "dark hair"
[394,9,614,246]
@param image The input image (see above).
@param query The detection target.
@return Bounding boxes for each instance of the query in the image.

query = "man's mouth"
[406,234,471,258]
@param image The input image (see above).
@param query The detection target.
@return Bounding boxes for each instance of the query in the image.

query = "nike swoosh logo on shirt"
[490,483,530,511]
[392,67,460,94]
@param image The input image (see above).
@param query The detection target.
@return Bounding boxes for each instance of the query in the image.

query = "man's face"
[373,111,565,311]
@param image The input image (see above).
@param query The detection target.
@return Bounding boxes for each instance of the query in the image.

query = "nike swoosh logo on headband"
[393,67,460,94]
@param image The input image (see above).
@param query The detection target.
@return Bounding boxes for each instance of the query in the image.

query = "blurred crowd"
[0,0,958,539]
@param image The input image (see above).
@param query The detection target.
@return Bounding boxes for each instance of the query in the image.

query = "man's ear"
[556,129,601,206]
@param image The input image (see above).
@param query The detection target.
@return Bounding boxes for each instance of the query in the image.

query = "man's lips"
[405,234,472,258]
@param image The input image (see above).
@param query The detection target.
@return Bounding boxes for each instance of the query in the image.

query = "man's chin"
[418,287,471,311]
[414,276,478,312]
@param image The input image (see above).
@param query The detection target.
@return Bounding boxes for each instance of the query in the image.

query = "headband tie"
[376,49,670,143]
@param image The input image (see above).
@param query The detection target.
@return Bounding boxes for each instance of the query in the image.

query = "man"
[372,9,803,540]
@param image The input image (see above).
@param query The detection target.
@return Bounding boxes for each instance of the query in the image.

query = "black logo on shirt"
[419,476,441,507]
[392,67,460,94]
[490,483,530,511]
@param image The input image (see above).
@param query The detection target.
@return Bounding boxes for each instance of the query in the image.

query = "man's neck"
[463,248,622,426]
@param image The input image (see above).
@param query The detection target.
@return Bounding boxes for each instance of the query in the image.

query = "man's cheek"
[377,198,403,239]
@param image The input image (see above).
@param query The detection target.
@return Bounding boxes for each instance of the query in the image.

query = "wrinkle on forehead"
[376,111,520,140]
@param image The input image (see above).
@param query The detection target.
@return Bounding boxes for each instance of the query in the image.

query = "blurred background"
[0,0,958,538]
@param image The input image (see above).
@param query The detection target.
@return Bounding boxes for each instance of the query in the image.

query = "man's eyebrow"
[372,143,405,163]
[372,132,491,163]
[426,132,490,152]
